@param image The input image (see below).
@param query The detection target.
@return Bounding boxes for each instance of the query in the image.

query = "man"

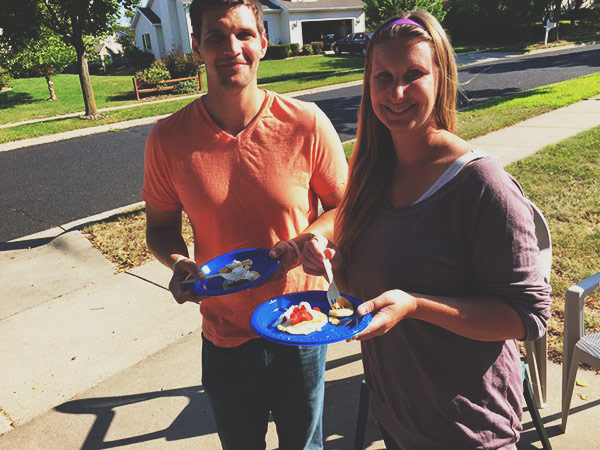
[141,0,347,448]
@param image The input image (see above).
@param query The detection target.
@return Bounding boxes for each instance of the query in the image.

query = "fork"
[181,270,245,284]
[182,273,226,284]
[323,258,340,310]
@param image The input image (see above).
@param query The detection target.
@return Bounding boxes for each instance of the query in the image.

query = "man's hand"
[269,239,303,281]
[353,290,417,340]
[169,257,206,304]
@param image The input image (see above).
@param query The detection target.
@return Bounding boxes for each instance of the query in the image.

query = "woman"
[301,10,552,450]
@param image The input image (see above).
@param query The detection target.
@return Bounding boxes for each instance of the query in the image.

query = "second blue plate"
[250,291,371,346]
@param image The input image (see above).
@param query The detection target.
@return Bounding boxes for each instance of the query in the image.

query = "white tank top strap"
[413,149,488,205]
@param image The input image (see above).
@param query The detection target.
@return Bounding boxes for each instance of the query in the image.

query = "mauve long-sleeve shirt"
[341,157,552,449]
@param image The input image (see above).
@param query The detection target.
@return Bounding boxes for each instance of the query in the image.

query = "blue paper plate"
[251,291,371,346]
[189,248,280,296]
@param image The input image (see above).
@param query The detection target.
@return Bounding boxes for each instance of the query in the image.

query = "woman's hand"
[353,289,417,340]
[169,257,205,304]
[302,233,341,276]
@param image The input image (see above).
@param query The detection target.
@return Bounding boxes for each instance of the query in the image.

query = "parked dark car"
[332,32,373,56]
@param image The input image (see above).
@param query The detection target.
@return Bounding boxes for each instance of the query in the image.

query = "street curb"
[6,202,145,245]
[0,117,171,153]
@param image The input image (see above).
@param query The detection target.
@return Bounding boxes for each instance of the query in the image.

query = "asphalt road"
[303,43,600,141]
[1,44,599,242]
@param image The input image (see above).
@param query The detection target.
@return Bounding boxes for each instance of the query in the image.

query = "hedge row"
[265,41,326,60]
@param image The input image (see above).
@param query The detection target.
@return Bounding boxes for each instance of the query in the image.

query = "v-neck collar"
[198,90,271,142]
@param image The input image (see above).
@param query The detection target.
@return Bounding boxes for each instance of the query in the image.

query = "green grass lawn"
[0,54,364,126]
[258,54,364,84]
[0,74,136,123]
[457,72,600,141]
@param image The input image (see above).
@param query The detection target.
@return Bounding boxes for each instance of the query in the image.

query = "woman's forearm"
[410,292,526,341]
[301,208,337,242]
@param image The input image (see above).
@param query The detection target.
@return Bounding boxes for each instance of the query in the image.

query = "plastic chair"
[524,200,552,409]
[353,365,552,450]
[560,272,600,432]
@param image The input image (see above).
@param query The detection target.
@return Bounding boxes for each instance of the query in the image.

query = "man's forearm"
[146,226,190,269]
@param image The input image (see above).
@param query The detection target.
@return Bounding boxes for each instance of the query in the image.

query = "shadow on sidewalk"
[1,223,88,251]
[52,351,380,449]
[518,398,600,449]
[54,385,216,449]
[0,235,57,251]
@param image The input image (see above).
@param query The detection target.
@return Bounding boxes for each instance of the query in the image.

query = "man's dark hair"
[189,0,265,39]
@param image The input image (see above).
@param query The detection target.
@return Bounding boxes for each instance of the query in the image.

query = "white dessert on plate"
[220,259,260,289]
[275,302,328,335]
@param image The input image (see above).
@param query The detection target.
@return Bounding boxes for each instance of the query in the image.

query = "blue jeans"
[202,335,327,450]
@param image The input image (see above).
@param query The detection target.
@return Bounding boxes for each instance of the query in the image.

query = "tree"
[363,0,446,31]
[0,0,139,119]
[444,0,549,44]
[0,27,75,100]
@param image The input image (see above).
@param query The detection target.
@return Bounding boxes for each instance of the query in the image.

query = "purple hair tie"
[376,18,426,37]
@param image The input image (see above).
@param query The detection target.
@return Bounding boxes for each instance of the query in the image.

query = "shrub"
[301,44,313,56]
[87,59,105,75]
[127,47,155,71]
[164,51,201,78]
[290,43,301,56]
[0,67,12,89]
[310,41,324,54]
[173,79,199,95]
[265,44,291,60]
[135,60,171,85]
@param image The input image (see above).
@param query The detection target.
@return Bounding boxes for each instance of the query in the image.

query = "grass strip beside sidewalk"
[0,97,200,144]
[340,72,600,158]
[457,72,600,141]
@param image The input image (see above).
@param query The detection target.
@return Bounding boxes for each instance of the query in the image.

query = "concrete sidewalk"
[0,96,599,448]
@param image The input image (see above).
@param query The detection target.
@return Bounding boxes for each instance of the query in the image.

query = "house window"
[142,33,152,51]
[263,20,269,40]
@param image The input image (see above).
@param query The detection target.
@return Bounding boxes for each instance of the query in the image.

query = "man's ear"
[259,30,268,59]
[191,33,203,62]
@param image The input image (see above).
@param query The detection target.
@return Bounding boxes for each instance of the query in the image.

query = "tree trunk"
[552,1,561,41]
[76,47,100,118]
[45,72,57,101]
[71,7,103,120]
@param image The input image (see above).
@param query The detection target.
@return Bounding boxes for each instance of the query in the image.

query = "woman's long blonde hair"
[335,10,458,256]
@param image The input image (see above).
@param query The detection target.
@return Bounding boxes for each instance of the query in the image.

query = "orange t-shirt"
[142,90,348,347]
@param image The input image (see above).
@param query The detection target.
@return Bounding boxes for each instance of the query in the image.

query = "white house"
[94,33,125,69]
[131,0,365,60]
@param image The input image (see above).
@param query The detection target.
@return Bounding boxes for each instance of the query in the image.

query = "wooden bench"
[132,73,203,100]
